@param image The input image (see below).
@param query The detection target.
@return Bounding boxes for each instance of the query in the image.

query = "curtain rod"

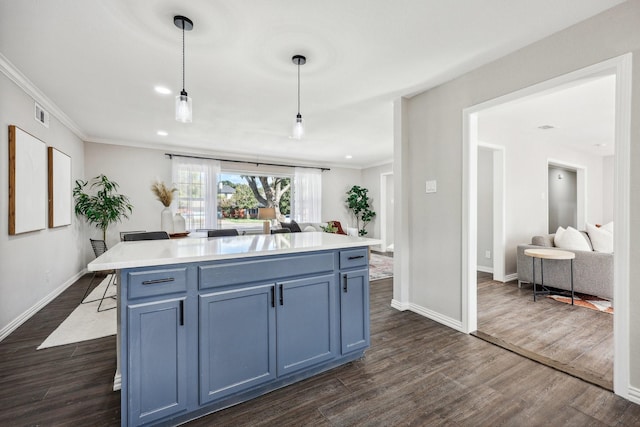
[165,153,330,171]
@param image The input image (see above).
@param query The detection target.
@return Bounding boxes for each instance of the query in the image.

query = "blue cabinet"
[276,274,337,376]
[199,284,277,404]
[121,247,369,426]
[339,269,370,354]
[127,298,187,426]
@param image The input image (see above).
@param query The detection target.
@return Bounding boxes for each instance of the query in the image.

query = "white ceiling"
[478,74,616,157]
[0,0,624,168]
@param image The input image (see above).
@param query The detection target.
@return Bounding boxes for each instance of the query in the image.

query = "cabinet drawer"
[339,248,368,269]
[127,267,188,299]
[199,252,335,289]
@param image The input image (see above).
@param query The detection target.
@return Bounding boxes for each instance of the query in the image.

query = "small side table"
[524,248,575,305]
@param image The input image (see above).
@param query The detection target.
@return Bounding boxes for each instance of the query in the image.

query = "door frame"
[462,53,631,398]
[379,172,394,252]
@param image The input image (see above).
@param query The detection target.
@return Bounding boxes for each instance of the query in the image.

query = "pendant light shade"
[174,16,193,123]
[176,90,192,123]
[292,55,306,139]
[293,113,304,140]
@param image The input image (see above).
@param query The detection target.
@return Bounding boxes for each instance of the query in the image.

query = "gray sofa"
[516,232,613,300]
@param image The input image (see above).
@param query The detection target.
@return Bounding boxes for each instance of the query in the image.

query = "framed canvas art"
[48,147,72,228]
[8,125,47,235]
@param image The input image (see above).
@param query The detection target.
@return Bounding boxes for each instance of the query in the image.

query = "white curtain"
[293,167,322,222]
[172,157,220,230]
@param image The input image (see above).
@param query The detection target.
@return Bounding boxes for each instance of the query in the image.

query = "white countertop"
[88,232,381,271]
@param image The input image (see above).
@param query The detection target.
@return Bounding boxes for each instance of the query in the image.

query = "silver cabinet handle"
[141,277,175,285]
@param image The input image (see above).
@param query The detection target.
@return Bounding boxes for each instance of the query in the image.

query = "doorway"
[462,54,631,397]
[547,161,587,234]
[477,144,505,282]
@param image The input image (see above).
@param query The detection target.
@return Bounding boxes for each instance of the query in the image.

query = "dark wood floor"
[476,272,614,390]
[1,275,638,426]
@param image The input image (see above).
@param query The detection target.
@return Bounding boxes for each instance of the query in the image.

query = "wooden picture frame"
[48,147,72,228]
[8,125,47,235]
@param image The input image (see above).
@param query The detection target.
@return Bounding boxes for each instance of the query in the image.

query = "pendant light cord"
[182,22,185,92]
[297,61,301,115]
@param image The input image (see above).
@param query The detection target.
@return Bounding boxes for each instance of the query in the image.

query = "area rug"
[370,252,393,281]
[546,293,613,314]
[37,275,117,350]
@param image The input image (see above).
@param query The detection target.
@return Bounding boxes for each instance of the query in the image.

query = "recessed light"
[345,155,353,159]
[154,86,171,95]
[594,143,607,147]
[537,125,555,130]
[157,130,168,136]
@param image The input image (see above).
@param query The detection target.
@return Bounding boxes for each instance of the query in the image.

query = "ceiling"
[0,0,625,168]
[479,74,616,157]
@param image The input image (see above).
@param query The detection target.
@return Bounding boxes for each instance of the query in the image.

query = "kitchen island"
[88,232,379,427]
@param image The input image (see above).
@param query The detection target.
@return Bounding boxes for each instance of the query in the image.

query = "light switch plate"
[425,180,437,193]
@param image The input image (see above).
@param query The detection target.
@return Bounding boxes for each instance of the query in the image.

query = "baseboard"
[390,299,410,311]
[504,273,518,282]
[476,265,493,274]
[407,303,464,332]
[113,371,121,392]
[0,269,86,342]
[628,385,640,405]
[391,299,463,332]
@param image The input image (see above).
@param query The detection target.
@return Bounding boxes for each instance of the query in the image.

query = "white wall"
[84,143,173,249]
[361,162,393,239]
[477,132,606,275]
[84,142,368,244]
[0,72,86,338]
[477,149,493,270]
[320,167,363,229]
[400,0,640,388]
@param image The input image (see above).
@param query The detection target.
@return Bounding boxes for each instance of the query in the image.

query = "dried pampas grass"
[151,181,177,207]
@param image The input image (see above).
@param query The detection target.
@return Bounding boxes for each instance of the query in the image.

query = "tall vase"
[161,207,174,234]
[173,212,186,233]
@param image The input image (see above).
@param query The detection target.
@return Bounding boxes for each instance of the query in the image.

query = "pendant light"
[174,15,193,123]
[292,54,306,139]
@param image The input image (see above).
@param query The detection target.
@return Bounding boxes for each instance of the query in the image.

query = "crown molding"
[0,52,87,140]
[84,136,375,171]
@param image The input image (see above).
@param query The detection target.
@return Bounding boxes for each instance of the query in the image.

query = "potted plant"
[151,181,178,233]
[345,185,376,236]
[73,174,133,241]
[320,222,338,233]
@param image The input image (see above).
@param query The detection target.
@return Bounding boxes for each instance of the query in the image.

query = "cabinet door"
[128,298,187,426]
[276,274,337,376]
[340,269,370,354]
[199,285,276,404]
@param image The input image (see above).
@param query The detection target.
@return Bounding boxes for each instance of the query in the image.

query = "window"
[171,157,322,231]
[172,157,220,230]
[218,173,291,232]
[293,168,322,223]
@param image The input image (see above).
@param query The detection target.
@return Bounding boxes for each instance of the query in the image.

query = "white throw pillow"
[554,226,591,251]
[303,225,317,232]
[553,226,566,246]
[586,222,613,253]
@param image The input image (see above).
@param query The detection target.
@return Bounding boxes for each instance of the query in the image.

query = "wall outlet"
[485,250,491,259]
[425,180,437,193]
